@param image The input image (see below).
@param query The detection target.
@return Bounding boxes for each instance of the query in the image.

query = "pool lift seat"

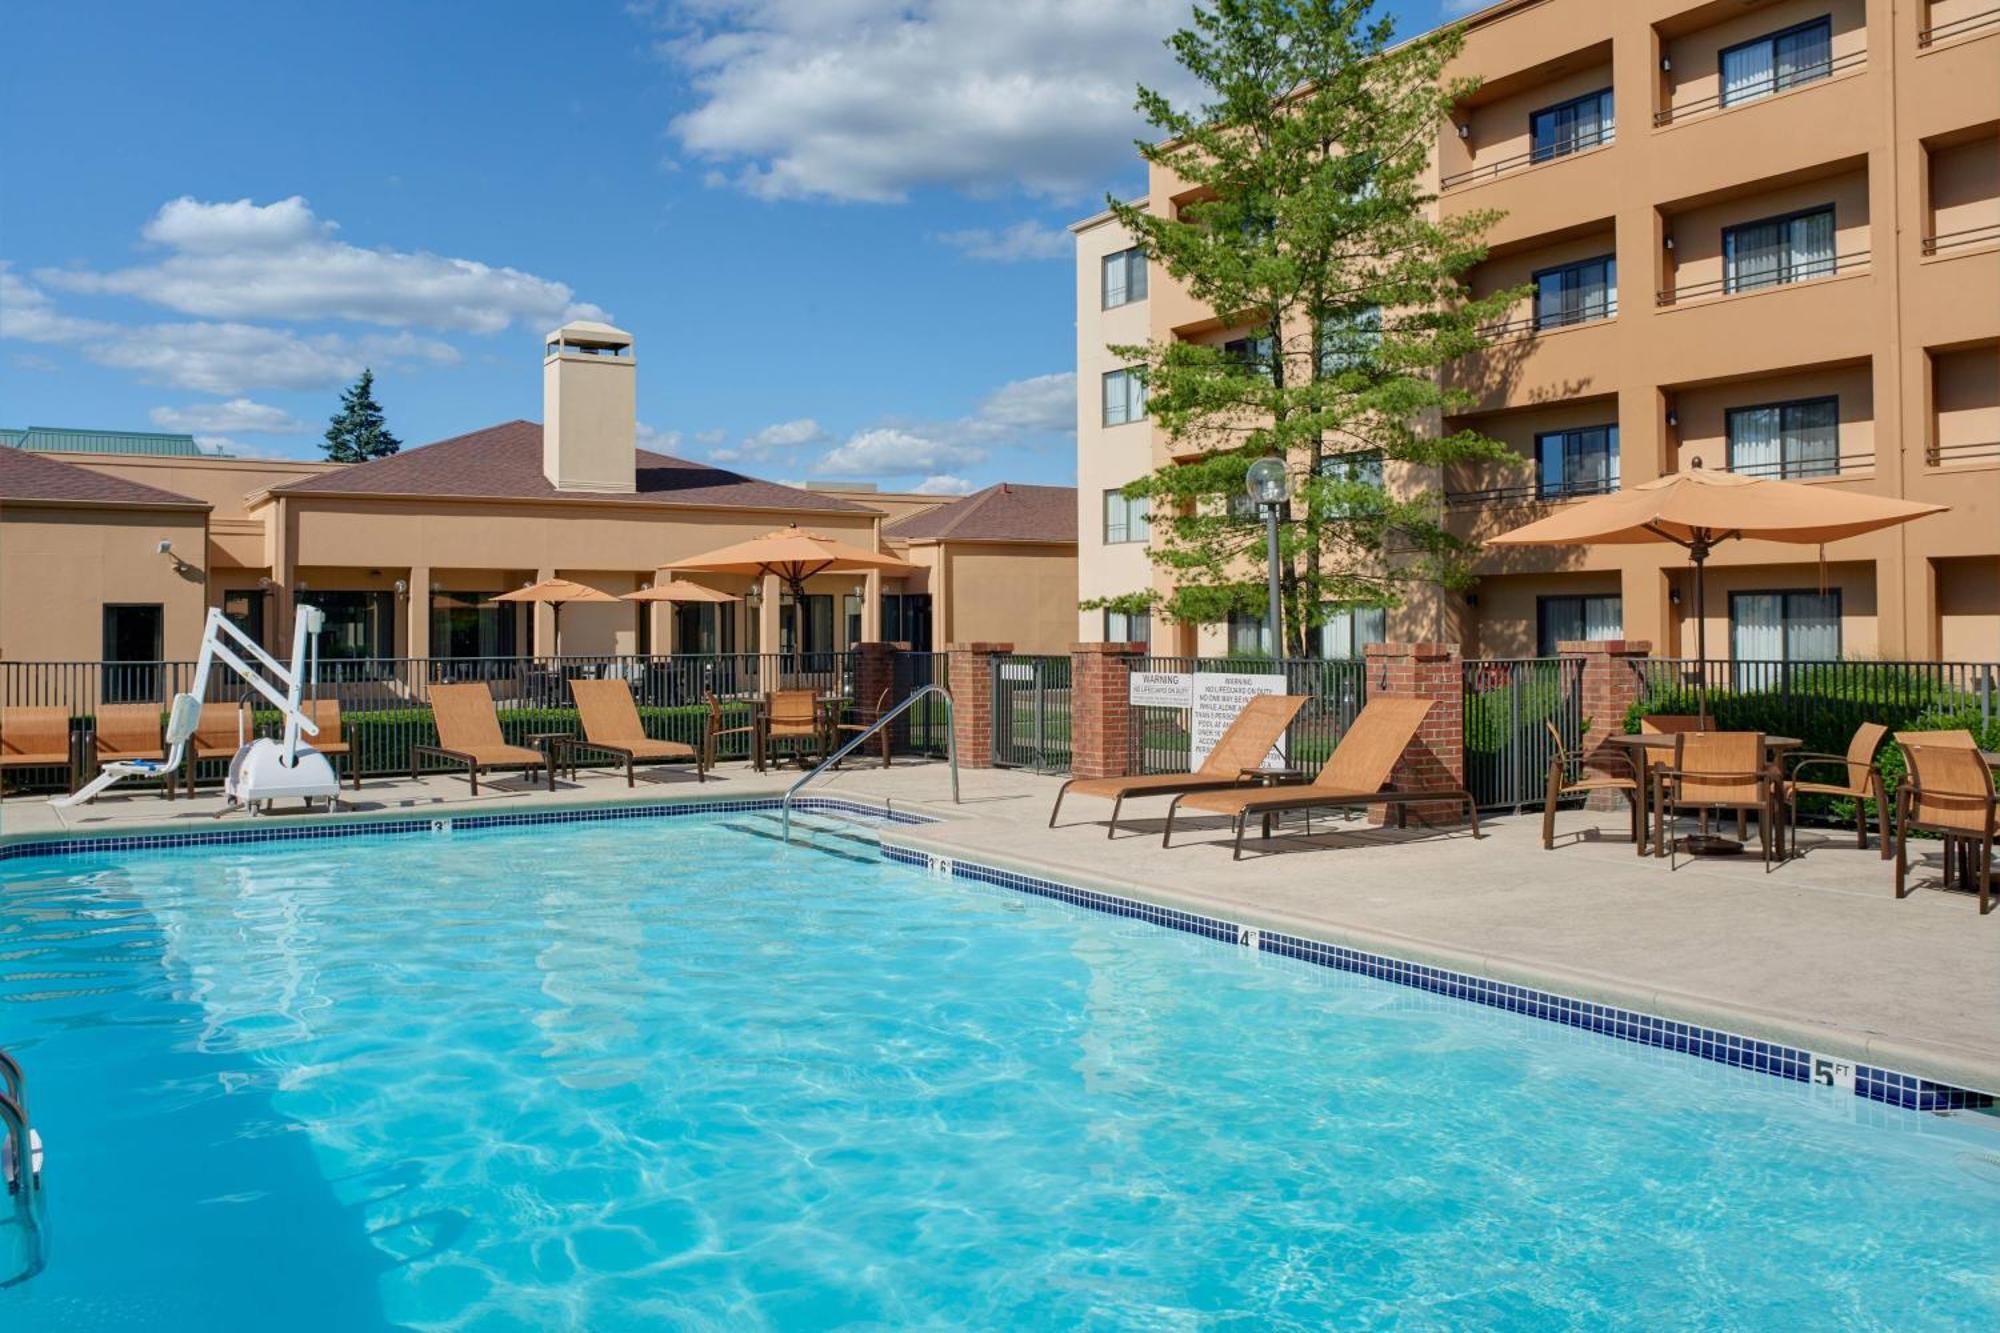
[52,606,342,814]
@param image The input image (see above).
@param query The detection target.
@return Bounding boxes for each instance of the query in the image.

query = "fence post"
[1563,639,1653,810]
[945,642,1011,770]
[852,641,901,719]
[1069,641,1142,780]
[1362,641,1464,826]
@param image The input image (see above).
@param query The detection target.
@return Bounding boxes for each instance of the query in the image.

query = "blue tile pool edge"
[878,844,1998,1117]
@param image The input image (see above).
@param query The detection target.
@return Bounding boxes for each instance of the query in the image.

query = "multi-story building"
[1074,0,1999,661]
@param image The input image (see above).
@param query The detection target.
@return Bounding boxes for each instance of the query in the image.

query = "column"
[945,641,1012,769]
[407,564,431,662]
[535,566,556,656]
[758,572,782,658]
[1068,641,1143,780]
[862,568,883,643]
[1361,641,1465,826]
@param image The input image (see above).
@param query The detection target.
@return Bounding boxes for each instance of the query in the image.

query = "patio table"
[1603,732,1801,858]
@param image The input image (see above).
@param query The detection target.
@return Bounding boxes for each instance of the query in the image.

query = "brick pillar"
[945,642,1012,769]
[1563,638,1652,809]
[1362,641,1465,826]
[1069,641,1143,780]
[853,641,899,718]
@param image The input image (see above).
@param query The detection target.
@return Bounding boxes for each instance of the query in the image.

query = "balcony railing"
[1928,438,2000,466]
[1656,250,1869,306]
[1478,299,1618,341]
[1922,221,2000,255]
[1719,452,1873,481]
[1653,49,1866,127]
[1919,6,2000,46]
[1445,477,1617,509]
[1439,126,1612,192]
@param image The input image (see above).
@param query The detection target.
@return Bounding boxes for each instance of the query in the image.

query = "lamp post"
[1244,456,1290,656]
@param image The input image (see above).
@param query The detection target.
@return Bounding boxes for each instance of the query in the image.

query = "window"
[295,591,393,661]
[1103,489,1150,544]
[844,593,864,648]
[1319,305,1382,375]
[1730,590,1841,661]
[1102,368,1147,426]
[1318,450,1384,518]
[1227,611,1271,656]
[1724,206,1835,293]
[1536,425,1620,499]
[430,591,519,660]
[1317,604,1385,659]
[1537,595,1623,656]
[881,593,933,648]
[1104,609,1151,645]
[1727,396,1839,478]
[101,603,165,704]
[674,601,737,655]
[1534,255,1616,330]
[221,589,267,649]
[1101,247,1148,309]
[1529,87,1614,162]
[1720,18,1833,109]
[1223,333,1275,381]
[780,592,835,665]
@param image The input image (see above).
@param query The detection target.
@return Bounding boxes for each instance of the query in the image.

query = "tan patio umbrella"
[493,577,620,655]
[665,526,913,657]
[622,580,740,604]
[1487,464,1946,718]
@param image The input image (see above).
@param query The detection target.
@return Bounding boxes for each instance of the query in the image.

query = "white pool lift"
[53,606,342,814]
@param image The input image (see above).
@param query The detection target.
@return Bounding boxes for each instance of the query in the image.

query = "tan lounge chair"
[568,678,703,785]
[183,701,250,796]
[1048,694,1309,837]
[2,707,74,793]
[1163,698,1478,858]
[411,682,550,794]
[300,698,359,790]
[91,703,172,799]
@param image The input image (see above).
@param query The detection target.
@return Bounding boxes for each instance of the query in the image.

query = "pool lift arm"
[52,606,342,813]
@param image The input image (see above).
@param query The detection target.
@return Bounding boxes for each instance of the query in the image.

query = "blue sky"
[4,0,1447,494]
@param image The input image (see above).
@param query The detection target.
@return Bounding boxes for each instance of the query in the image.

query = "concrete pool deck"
[4,758,1995,1097]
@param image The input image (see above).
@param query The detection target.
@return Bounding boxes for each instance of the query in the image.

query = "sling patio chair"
[567,678,703,786]
[1162,698,1478,859]
[1780,721,1889,858]
[1541,719,1641,851]
[1047,693,1308,838]
[1650,731,1780,870]
[300,698,360,790]
[91,703,172,800]
[183,701,251,797]
[830,687,894,769]
[411,682,551,794]
[1893,736,1996,915]
[759,688,824,769]
[1,706,74,794]
[705,692,759,770]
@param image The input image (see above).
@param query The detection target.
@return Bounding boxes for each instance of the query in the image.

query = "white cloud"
[815,427,984,477]
[1441,1,1488,14]
[150,397,306,434]
[657,0,1192,202]
[636,421,682,452]
[911,474,976,495]
[711,416,825,461]
[0,262,114,344]
[974,371,1075,434]
[39,196,606,333]
[936,220,1070,262]
[693,427,726,446]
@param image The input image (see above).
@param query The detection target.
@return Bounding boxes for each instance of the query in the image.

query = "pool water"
[1,814,1996,1330]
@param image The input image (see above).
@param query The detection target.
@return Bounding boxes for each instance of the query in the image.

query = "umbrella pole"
[1691,539,1709,725]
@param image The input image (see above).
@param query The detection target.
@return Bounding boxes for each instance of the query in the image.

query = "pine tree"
[321,368,402,463]
[1086,0,1526,656]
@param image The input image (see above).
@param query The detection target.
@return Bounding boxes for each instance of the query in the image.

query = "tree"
[321,368,402,463]
[1086,0,1525,657]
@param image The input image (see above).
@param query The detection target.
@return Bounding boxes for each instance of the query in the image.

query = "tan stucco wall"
[1,505,210,663]
[1671,361,1876,474]
[919,541,1078,654]
[1936,555,2000,660]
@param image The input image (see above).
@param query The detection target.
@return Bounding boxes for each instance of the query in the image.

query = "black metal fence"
[1462,656,1585,809]
[1128,656,1366,776]
[991,654,1072,772]
[1635,658,1999,736]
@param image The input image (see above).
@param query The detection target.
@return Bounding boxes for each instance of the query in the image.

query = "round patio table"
[1603,732,1802,858]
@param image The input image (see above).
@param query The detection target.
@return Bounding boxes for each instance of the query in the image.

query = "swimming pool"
[2,811,1996,1329]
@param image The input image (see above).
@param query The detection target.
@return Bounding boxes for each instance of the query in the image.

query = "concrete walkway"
[4,758,1994,1095]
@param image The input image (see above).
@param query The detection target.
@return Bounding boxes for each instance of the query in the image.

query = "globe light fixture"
[1244,456,1289,656]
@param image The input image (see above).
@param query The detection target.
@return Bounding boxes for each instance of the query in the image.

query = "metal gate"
[991,654,1072,771]
[1462,656,1584,809]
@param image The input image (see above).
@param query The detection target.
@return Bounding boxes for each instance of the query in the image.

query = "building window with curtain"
[1720,18,1833,109]
[1226,611,1271,657]
[1726,396,1840,478]
[1533,255,1616,330]
[1318,305,1381,375]
[1102,368,1147,426]
[1529,87,1613,162]
[1537,595,1623,656]
[1102,247,1148,309]
[673,602,737,656]
[1103,489,1150,544]
[1536,425,1620,499]
[1730,590,1841,661]
[1103,609,1150,645]
[1724,206,1836,293]
[296,590,394,660]
[1317,604,1385,659]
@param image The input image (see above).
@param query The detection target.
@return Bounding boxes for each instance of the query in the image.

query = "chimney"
[542,320,636,493]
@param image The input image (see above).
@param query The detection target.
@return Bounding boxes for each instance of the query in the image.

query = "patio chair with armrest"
[705,691,759,770]
[1541,719,1641,851]
[1048,694,1309,838]
[1162,698,1478,859]
[1,707,75,794]
[411,682,549,795]
[183,701,251,797]
[568,678,703,786]
[830,688,894,770]
[1781,721,1888,857]
[300,698,360,790]
[760,689,823,768]
[1893,739,1996,915]
[1651,731,1779,870]
[90,704,171,799]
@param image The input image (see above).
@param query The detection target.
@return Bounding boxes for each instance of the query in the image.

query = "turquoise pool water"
[1,814,1996,1329]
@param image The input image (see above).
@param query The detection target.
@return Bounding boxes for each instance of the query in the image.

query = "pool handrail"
[781,684,957,841]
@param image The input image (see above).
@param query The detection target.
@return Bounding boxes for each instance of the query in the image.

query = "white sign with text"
[1189,671,1288,771]
[1128,671,1193,708]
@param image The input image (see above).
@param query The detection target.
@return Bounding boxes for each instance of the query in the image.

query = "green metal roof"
[0,426,212,457]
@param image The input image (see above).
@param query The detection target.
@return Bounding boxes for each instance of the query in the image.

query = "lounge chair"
[91,704,171,799]
[1893,737,1996,914]
[183,701,250,796]
[411,683,551,794]
[1048,694,1309,837]
[567,678,703,785]
[1163,698,1477,858]
[300,698,360,790]
[1781,721,1888,857]
[1,707,74,794]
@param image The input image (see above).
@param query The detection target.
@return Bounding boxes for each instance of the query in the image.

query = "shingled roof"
[266,420,874,513]
[883,482,1076,543]
[0,446,208,509]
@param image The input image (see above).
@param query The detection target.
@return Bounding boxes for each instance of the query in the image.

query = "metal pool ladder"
[1,1047,47,1288]
[781,684,958,842]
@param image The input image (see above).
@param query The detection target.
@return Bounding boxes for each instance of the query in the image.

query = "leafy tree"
[1086,0,1524,656]
[321,368,402,462]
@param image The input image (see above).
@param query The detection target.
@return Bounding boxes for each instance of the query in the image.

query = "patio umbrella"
[665,526,913,658]
[493,577,620,656]
[622,580,740,604]
[1486,464,1946,719]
